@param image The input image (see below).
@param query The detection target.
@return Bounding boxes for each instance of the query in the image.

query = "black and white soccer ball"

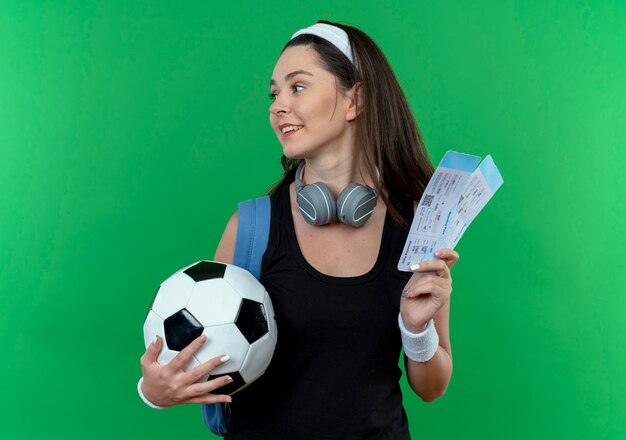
[143,260,277,395]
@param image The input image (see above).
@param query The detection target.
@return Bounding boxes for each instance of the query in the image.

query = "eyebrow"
[269,70,314,87]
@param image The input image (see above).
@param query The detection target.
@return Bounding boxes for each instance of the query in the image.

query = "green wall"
[1,1,624,438]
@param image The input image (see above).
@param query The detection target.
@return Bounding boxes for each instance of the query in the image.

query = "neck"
[300,156,375,197]
[297,124,376,195]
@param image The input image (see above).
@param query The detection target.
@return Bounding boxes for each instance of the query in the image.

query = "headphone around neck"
[294,161,379,227]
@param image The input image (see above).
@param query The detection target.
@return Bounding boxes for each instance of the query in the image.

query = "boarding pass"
[397,150,504,272]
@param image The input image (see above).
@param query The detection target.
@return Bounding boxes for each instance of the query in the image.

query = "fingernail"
[200,335,207,343]
[401,290,409,297]
[435,251,442,257]
[220,355,231,363]
[225,376,233,383]
[226,396,233,403]
[410,263,420,271]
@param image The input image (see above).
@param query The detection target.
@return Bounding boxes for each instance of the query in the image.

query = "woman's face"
[269,45,357,160]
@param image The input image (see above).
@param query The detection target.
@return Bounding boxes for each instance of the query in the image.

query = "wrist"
[137,377,166,409]
[404,317,428,333]
[398,313,439,362]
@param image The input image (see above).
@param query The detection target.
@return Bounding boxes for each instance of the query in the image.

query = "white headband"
[290,23,354,63]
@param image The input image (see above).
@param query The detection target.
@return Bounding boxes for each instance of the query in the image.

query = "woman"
[139,20,459,439]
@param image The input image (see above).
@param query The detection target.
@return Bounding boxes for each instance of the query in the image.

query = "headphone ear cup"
[336,184,379,227]
[297,182,337,225]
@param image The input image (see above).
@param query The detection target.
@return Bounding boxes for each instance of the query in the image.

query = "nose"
[269,94,289,116]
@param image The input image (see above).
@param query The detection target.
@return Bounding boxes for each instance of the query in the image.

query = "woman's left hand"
[400,248,459,333]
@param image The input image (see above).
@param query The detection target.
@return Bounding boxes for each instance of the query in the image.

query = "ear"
[345,81,364,122]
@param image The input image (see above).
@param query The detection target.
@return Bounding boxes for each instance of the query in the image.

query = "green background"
[1,0,624,438]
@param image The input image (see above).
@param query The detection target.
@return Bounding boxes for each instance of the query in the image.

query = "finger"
[186,392,233,405]
[402,270,439,295]
[188,373,235,396]
[402,283,448,301]
[140,335,164,367]
[402,276,450,299]
[169,334,207,371]
[183,354,232,384]
[434,248,460,268]
[410,259,450,278]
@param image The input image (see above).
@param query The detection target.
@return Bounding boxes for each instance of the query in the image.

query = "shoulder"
[214,211,239,264]
[214,192,276,264]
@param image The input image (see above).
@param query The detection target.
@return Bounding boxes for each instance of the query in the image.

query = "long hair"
[268,20,434,224]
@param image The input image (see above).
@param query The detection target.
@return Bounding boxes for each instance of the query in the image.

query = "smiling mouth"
[281,125,303,137]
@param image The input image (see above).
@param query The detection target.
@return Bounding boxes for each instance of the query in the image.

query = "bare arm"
[404,299,453,402]
[214,212,238,264]
[400,234,458,402]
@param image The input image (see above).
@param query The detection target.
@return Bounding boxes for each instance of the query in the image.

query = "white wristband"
[398,313,439,362]
[137,377,166,409]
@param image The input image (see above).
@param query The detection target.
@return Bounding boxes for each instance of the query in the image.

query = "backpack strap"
[201,402,230,437]
[233,196,271,279]
[201,195,271,436]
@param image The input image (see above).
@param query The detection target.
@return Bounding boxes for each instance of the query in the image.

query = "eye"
[268,85,304,102]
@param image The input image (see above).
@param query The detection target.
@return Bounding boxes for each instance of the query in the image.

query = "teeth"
[282,125,303,134]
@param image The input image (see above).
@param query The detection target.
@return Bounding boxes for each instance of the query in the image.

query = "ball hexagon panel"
[223,265,266,303]
[262,291,278,341]
[163,308,204,351]
[235,299,268,344]
[194,323,251,376]
[151,271,195,319]
[239,332,276,384]
[184,261,226,282]
[186,279,241,327]
[143,310,163,348]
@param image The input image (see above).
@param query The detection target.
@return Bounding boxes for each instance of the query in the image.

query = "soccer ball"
[143,260,277,395]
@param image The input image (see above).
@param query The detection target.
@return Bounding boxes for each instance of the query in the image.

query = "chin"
[283,152,304,160]
[280,139,326,161]
[280,144,307,160]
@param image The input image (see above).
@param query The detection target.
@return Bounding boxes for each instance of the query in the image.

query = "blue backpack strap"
[233,196,271,279]
[201,402,230,436]
[201,195,271,436]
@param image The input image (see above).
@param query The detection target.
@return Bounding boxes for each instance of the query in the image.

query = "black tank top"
[225,184,415,440]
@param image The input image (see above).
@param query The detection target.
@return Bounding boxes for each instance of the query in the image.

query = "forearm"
[405,345,452,402]
[399,247,457,402]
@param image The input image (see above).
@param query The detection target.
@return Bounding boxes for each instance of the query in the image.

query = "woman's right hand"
[139,334,234,407]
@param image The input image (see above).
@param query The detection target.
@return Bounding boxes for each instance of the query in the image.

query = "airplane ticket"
[397,151,503,272]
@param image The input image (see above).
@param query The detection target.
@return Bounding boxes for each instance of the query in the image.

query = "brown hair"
[268,20,434,224]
